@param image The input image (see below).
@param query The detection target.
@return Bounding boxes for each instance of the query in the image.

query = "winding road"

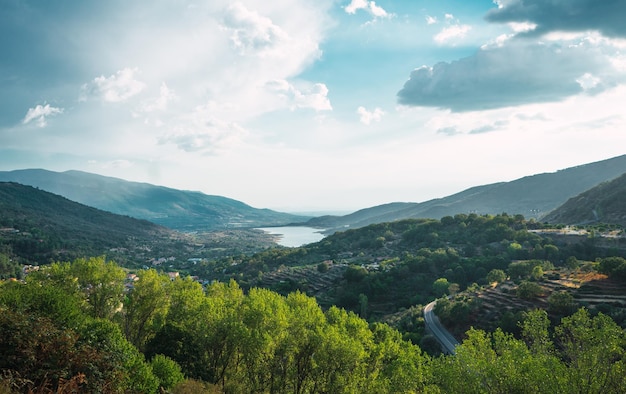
[423,300,459,355]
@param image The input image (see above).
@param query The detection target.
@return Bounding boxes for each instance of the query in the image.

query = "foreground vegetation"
[1,257,626,393]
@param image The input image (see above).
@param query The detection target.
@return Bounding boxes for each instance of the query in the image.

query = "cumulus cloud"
[344,0,392,19]
[357,106,384,125]
[266,80,332,111]
[80,68,145,102]
[486,0,626,38]
[397,40,623,111]
[434,24,472,45]
[433,13,471,45]
[22,104,63,127]
[159,104,247,155]
[222,2,289,55]
[141,83,178,113]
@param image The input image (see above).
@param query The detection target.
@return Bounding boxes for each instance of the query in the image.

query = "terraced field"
[452,269,626,336]
[253,262,347,307]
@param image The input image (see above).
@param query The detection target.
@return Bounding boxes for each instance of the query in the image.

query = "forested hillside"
[0,182,172,269]
[188,213,626,345]
[2,257,626,393]
[542,172,626,227]
[0,182,285,278]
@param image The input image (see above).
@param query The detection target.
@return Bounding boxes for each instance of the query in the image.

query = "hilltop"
[306,154,626,233]
[0,169,309,231]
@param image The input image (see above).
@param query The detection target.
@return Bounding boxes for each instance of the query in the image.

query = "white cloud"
[368,2,389,18]
[357,106,384,125]
[434,24,472,45]
[141,83,178,113]
[159,104,247,155]
[425,15,438,25]
[266,80,332,111]
[222,2,289,55]
[344,0,392,19]
[80,68,145,102]
[22,104,63,127]
[508,22,537,33]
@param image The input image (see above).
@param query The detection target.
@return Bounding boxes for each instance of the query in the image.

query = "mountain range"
[305,154,626,232]
[1,154,625,233]
[0,169,309,231]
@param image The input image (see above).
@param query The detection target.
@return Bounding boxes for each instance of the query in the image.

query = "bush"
[150,354,185,390]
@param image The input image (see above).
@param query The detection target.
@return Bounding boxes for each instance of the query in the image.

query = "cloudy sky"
[2,0,626,213]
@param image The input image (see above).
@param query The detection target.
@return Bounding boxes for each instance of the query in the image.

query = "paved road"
[423,300,459,355]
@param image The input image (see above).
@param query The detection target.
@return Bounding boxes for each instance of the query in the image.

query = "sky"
[1,0,626,213]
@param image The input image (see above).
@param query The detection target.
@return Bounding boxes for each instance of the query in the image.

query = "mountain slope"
[541,172,626,227]
[0,182,174,263]
[0,170,309,231]
[308,154,626,232]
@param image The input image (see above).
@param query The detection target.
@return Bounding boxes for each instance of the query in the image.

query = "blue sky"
[1,0,626,212]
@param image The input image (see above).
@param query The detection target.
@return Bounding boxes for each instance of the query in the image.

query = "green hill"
[0,169,309,231]
[307,154,626,233]
[541,172,626,227]
[0,182,174,264]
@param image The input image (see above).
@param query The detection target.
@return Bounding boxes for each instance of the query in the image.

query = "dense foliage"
[189,214,625,340]
[2,257,626,393]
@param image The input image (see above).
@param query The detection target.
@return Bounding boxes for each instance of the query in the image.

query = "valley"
[1,154,626,393]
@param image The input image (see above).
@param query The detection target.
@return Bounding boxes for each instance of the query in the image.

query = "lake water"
[257,226,326,247]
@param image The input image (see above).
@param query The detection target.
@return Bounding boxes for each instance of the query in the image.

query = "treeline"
[2,256,626,393]
[0,257,430,393]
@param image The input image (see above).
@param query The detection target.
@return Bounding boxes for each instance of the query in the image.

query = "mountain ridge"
[541,172,626,227]
[0,181,174,264]
[306,154,626,233]
[2,154,626,233]
[0,169,309,231]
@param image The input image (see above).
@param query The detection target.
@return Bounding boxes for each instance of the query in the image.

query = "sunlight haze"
[2,0,625,212]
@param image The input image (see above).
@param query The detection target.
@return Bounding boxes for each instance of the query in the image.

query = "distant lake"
[257,226,325,247]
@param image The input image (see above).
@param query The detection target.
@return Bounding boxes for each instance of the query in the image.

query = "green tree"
[317,261,329,273]
[487,269,506,284]
[520,309,553,355]
[531,265,544,281]
[27,256,125,319]
[516,281,542,300]
[432,277,450,297]
[555,308,626,393]
[547,291,576,316]
[150,354,185,390]
[123,269,171,351]
[432,328,566,393]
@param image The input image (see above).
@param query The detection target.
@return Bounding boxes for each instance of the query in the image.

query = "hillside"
[0,182,178,264]
[541,172,626,227]
[0,169,309,231]
[307,154,626,233]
